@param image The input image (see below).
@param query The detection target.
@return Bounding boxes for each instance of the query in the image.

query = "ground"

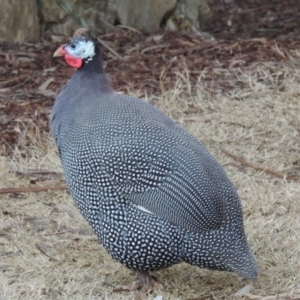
[1,1,300,299]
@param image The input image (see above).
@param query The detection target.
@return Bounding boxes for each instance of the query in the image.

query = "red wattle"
[65,55,83,68]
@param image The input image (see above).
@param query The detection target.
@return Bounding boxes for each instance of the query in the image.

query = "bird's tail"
[181,230,258,280]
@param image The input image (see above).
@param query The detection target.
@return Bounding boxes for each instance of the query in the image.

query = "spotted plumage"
[51,28,258,292]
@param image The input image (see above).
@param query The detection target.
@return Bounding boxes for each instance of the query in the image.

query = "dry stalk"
[220,146,300,182]
[97,38,124,61]
[0,183,67,195]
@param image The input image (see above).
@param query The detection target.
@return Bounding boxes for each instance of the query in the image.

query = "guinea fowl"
[51,28,258,296]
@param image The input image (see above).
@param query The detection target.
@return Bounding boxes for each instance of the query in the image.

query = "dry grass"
[1,56,300,300]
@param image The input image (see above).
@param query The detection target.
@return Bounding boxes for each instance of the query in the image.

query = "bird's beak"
[53,45,67,57]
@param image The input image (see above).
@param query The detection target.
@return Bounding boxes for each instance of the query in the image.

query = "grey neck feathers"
[50,65,113,137]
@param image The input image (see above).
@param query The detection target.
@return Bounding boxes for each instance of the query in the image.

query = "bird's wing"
[88,120,229,232]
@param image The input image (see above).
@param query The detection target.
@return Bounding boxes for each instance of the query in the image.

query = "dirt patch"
[207,0,300,40]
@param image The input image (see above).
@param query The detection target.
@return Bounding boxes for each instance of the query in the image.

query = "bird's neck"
[79,52,105,74]
[75,53,112,93]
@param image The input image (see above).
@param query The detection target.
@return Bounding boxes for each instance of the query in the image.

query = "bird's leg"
[112,271,160,298]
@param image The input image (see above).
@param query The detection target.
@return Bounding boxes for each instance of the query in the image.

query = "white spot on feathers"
[134,204,154,215]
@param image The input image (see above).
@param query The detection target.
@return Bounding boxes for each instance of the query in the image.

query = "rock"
[175,0,210,29]
[41,0,78,23]
[0,0,39,43]
[42,0,117,36]
[116,0,177,32]
[0,0,211,42]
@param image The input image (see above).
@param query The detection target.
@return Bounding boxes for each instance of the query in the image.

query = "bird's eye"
[70,43,76,49]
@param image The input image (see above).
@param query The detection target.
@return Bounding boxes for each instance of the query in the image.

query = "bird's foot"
[112,271,160,299]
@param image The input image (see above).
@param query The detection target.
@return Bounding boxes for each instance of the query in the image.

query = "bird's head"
[53,28,98,69]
